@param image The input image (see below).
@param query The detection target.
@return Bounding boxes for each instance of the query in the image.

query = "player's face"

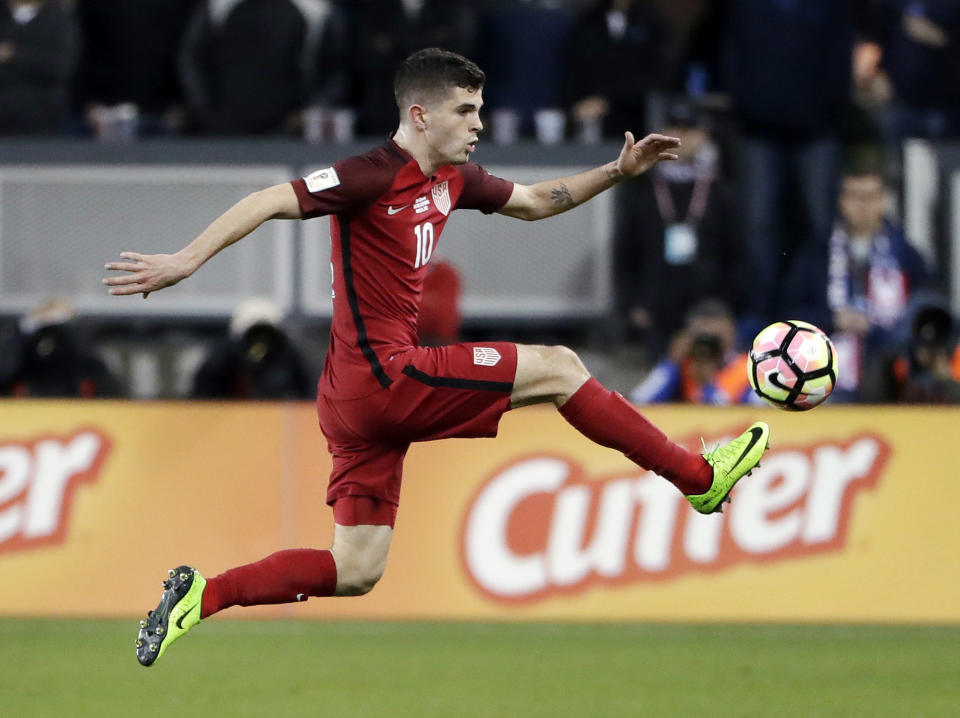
[423,86,484,166]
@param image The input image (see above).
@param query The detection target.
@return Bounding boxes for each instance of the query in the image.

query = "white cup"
[534,108,566,144]
[93,103,139,143]
[577,116,602,145]
[331,108,355,144]
[492,108,520,144]
[302,105,328,144]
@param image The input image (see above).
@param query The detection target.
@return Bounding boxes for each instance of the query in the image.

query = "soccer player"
[104,48,770,667]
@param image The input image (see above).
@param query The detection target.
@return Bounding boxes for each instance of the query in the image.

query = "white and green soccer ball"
[747,320,838,411]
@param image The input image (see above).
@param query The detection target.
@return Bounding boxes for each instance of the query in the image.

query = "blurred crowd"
[0,0,954,145]
[0,0,959,403]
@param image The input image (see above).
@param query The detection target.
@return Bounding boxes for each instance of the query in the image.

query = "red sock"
[200,549,337,619]
[558,378,712,494]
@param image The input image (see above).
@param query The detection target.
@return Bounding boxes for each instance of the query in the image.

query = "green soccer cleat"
[687,421,770,514]
[135,565,205,667]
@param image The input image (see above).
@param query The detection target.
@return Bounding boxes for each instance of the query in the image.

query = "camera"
[690,333,724,362]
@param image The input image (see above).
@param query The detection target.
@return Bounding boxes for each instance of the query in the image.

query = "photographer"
[1,298,120,398]
[629,299,753,405]
[891,299,960,403]
[191,299,314,400]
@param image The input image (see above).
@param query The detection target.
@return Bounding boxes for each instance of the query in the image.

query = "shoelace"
[701,437,721,454]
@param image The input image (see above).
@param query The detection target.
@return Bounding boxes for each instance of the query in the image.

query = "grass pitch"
[1,619,957,717]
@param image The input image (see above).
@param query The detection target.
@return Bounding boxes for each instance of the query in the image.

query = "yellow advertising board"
[0,401,956,622]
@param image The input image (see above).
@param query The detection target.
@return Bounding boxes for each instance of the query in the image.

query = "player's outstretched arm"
[497,132,679,222]
[103,183,301,298]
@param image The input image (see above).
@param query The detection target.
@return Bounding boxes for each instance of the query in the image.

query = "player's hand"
[612,132,680,179]
[103,251,192,299]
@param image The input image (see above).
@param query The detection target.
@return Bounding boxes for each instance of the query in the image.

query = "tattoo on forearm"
[550,183,574,209]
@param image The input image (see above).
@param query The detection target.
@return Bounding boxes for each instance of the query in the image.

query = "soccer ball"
[747,320,837,411]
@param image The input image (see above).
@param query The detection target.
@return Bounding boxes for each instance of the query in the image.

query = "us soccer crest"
[473,347,501,366]
[432,180,451,216]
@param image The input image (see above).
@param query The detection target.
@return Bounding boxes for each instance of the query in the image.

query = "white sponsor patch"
[304,167,340,192]
[473,347,501,366]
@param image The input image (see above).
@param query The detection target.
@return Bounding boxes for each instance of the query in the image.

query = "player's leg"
[511,344,711,493]
[197,495,396,607]
[329,522,394,596]
[511,344,769,513]
[198,551,339,616]
[136,497,395,667]
[510,343,591,408]
[136,545,341,667]
[193,522,392,605]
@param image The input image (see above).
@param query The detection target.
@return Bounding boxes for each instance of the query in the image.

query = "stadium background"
[1,1,959,716]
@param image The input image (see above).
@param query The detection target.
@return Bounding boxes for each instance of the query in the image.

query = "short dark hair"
[841,149,886,184]
[842,165,886,183]
[686,298,734,324]
[394,48,485,111]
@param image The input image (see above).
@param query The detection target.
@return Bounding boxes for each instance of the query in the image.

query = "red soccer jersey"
[291,140,514,399]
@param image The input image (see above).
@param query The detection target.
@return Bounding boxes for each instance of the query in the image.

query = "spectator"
[412,0,479,55]
[73,0,200,137]
[179,0,347,135]
[0,0,79,135]
[1,298,120,398]
[479,0,572,140]
[656,0,724,96]
[341,0,479,137]
[629,299,753,405]
[786,167,931,400]
[563,0,669,141]
[417,258,462,347]
[721,0,853,325]
[192,299,314,400]
[613,98,744,355]
[867,0,960,144]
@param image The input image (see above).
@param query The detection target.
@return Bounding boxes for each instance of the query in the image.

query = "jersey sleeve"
[455,162,514,214]
[291,154,392,219]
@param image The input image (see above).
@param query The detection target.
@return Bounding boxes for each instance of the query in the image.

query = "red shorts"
[318,342,517,526]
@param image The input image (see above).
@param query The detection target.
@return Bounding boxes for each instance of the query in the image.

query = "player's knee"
[337,569,383,596]
[337,567,383,596]
[331,524,392,596]
[548,345,589,386]
[333,555,386,596]
[514,344,592,408]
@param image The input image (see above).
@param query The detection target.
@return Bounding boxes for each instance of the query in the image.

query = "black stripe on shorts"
[402,365,513,393]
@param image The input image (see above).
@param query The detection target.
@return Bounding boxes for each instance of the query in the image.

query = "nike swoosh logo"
[732,427,765,470]
[769,373,792,390]
[175,602,198,630]
[386,204,409,215]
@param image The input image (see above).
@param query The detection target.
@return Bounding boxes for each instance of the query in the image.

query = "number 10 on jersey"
[413,222,434,269]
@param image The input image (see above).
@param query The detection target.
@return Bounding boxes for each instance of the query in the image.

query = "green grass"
[1,619,958,717]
